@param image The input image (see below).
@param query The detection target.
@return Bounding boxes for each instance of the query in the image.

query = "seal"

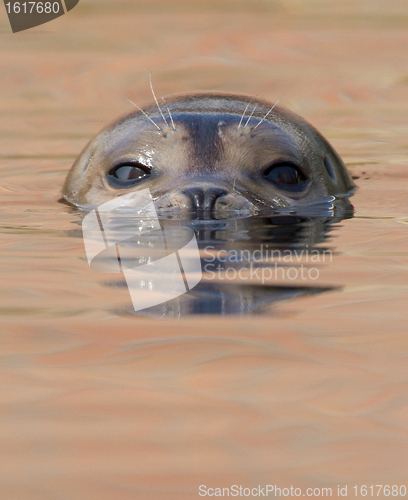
[63,93,354,214]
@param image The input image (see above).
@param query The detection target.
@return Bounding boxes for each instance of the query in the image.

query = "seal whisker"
[244,104,257,127]
[149,73,169,127]
[252,95,284,130]
[126,99,162,132]
[237,101,251,130]
[162,97,176,131]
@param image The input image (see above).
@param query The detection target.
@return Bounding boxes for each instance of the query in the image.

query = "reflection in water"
[110,282,334,316]
[89,196,354,317]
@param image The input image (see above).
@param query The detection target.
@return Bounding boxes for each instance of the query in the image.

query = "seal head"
[63,93,354,215]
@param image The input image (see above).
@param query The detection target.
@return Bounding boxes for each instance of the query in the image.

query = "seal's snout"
[182,187,227,211]
[155,185,254,216]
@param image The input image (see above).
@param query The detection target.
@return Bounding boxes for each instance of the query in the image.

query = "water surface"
[1,0,408,498]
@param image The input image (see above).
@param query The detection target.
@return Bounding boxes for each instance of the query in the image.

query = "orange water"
[1,1,408,498]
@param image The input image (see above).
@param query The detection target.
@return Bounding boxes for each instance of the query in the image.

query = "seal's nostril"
[183,187,227,210]
[203,188,227,210]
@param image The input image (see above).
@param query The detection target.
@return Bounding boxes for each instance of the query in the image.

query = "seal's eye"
[263,163,307,192]
[107,162,150,188]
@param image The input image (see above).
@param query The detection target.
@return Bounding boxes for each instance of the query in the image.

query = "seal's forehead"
[103,93,320,153]
[93,108,307,175]
[164,94,323,146]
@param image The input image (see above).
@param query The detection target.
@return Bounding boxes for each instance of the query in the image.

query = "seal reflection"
[106,197,353,316]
